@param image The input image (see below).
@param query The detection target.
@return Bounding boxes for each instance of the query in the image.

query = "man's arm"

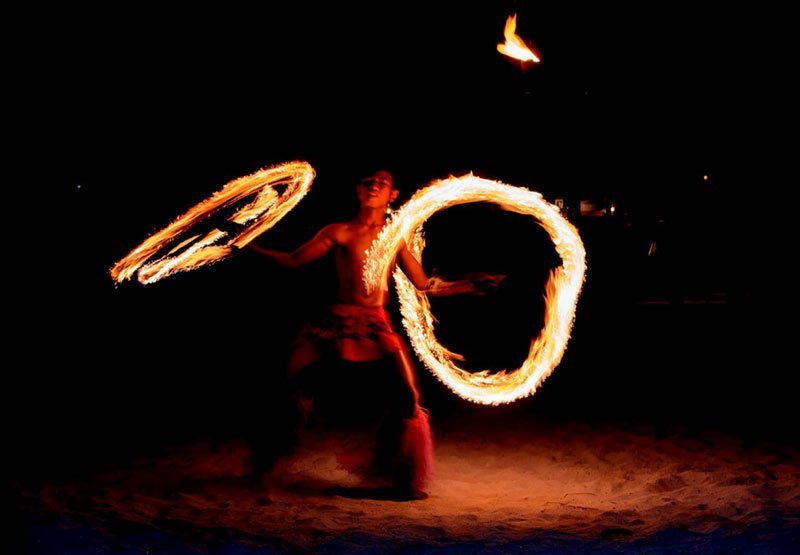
[248,224,338,268]
[396,241,504,296]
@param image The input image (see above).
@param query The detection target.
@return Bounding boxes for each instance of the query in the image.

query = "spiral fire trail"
[110,161,315,285]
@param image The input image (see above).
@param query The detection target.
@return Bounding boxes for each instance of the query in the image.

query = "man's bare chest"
[337,230,381,260]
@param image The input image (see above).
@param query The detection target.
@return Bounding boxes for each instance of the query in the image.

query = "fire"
[112,163,584,405]
[363,174,585,405]
[497,14,540,63]
[110,161,315,284]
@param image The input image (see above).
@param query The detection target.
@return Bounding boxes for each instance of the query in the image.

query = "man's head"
[356,169,399,209]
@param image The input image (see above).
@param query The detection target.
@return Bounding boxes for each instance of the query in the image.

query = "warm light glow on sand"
[497,14,540,63]
[110,161,315,284]
[364,174,585,405]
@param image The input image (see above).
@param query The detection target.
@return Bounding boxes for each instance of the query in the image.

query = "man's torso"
[329,221,392,307]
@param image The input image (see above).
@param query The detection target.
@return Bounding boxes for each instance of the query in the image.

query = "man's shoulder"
[322,221,350,232]
[320,221,351,242]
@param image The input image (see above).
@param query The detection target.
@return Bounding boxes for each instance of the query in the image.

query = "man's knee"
[287,359,323,397]
[388,379,418,419]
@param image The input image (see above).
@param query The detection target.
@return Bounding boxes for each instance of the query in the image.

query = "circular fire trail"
[110,161,315,284]
[363,174,586,405]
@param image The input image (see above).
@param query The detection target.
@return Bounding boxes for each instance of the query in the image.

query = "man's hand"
[464,272,506,295]
[426,272,506,297]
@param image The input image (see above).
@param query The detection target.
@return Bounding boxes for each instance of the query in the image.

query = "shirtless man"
[248,170,502,499]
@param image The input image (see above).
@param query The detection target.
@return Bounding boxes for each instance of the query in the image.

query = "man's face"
[357,170,398,209]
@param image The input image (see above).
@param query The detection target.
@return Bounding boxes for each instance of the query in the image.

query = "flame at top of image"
[497,14,540,63]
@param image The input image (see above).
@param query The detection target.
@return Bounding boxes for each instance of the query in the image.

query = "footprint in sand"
[647,475,687,493]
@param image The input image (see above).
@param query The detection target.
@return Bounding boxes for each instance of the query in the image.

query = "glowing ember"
[110,161,315,284]
[363,174,585,405]
[497,14,540,63]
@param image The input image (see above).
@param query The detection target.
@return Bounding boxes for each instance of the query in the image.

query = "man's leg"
[287,340,322,424]
[248,340,322,482]
[375,343,434,498]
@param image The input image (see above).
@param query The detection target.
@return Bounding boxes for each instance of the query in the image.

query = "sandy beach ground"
[16,411,799,553]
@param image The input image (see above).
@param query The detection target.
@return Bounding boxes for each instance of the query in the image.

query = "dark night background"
[12,1,786,495]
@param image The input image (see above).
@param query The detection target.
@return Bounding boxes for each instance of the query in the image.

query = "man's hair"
[360,169,396,189]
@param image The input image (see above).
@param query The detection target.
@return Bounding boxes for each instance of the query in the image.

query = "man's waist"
[330,302,389,314]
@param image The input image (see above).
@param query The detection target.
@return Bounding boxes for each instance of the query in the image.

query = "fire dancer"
[247,170,503,499]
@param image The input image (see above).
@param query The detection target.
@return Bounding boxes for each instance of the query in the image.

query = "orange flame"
[110,161,315,284]
[363,174,585,405]
[497,14,540,63]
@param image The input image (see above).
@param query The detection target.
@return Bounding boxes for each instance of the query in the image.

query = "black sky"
[33,2,768,196]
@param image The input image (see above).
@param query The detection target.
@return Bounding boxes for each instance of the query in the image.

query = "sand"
[26,412,800,552]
